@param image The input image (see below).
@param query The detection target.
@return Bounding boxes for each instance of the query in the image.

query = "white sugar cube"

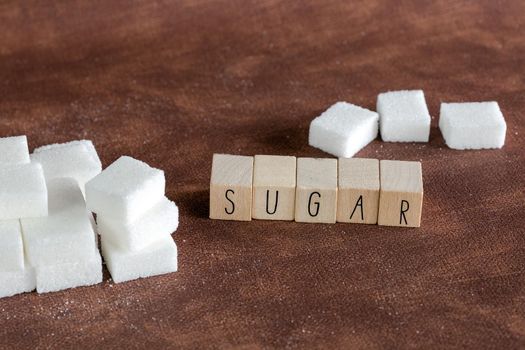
[439,102,506,149]
[86,156,165,222]
[89,213,99,245]
[21,178,97,266]
[0,220,24,271]
[31,141,102,192]
[34,140,100,165]
[309,102,378,158]
[97,197,179,252]
[0,262,36,298]
[0,163,48,220]
[377,90,431,142]
[0,135,30,165]
[102,235,178,283]
[35,251,102,293]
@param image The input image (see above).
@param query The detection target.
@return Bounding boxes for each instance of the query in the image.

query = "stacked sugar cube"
[0,136,40,297]
[86,156,179,283]
[0,136,102,298]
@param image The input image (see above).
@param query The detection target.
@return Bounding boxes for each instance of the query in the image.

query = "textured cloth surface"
[0,0,524,349]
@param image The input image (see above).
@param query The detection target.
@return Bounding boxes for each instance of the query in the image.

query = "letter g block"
[295,158,337,223]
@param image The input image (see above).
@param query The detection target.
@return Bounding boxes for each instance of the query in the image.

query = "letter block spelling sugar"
[337,158,380,224]
[252,155,296,221]
[210,154,254,221]
[295,158,337,223]
[378,160,423,227]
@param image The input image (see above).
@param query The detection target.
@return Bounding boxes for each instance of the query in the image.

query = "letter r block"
[295,158,337,223]
[252,155,296,220]
[378,160,423,227]
[209,154,253,221]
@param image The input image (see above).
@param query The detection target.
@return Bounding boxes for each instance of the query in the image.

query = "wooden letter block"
[252,155,296,220]
[295,158,337,223]
[378,160,423,227]
[209,154,253,221]
[337,158,379,224]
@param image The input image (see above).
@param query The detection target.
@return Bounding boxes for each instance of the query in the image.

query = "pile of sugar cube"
[309,90,507,157]
[0,136,179,299]
[87,156,179,283]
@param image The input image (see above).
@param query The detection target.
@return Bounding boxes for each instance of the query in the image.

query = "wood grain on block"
[295,158,337,223]
[337,158,380,224]
[210,154,254,221]
[378,160,423,227]
[252,155,296,220]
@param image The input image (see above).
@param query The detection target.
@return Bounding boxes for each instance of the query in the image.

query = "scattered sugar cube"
[0,135,30,165]
[0,262,36,298]
[97,197,179,252]
[0,220,24,271]
[85,156,165,222]
[439,102,507,149]
[35,251,102,293]
[102,235,178,283]
[21,178,97,266]
[377,90,431,142]
[309,102,379,158]
[0,163,48,220]
[31,141,102,192]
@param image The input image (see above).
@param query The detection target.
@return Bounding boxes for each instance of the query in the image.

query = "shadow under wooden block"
[295,158,337,223]
[337,158,379,224]
[252,155,296,220]
[378,160,423,227]
[209,154,253,221]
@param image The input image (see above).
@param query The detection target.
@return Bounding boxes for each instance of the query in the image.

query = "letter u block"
[378,160,423,227]
[209,154,253,221]
[295,158,337,223]
[252,155,296,220]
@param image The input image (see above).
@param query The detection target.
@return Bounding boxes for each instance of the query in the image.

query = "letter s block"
[252,155,296,220]
[295,158,337,223]
[210,154,253,221]
[378,160,423,227]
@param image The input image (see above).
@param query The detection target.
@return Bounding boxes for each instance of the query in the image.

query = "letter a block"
[252,155,296,220]
[378,160,423,227]
[210,154,253,221]
[295,158,337,223]
[337,158,379,224]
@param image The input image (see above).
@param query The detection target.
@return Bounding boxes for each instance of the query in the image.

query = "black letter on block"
[308,192,321,217]
[225,189,235,215]
[400,200,409,225]
[350,195,364,221]
[265,190,279,215]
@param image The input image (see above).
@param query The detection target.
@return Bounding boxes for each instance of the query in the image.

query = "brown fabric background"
[0,1,524,349]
